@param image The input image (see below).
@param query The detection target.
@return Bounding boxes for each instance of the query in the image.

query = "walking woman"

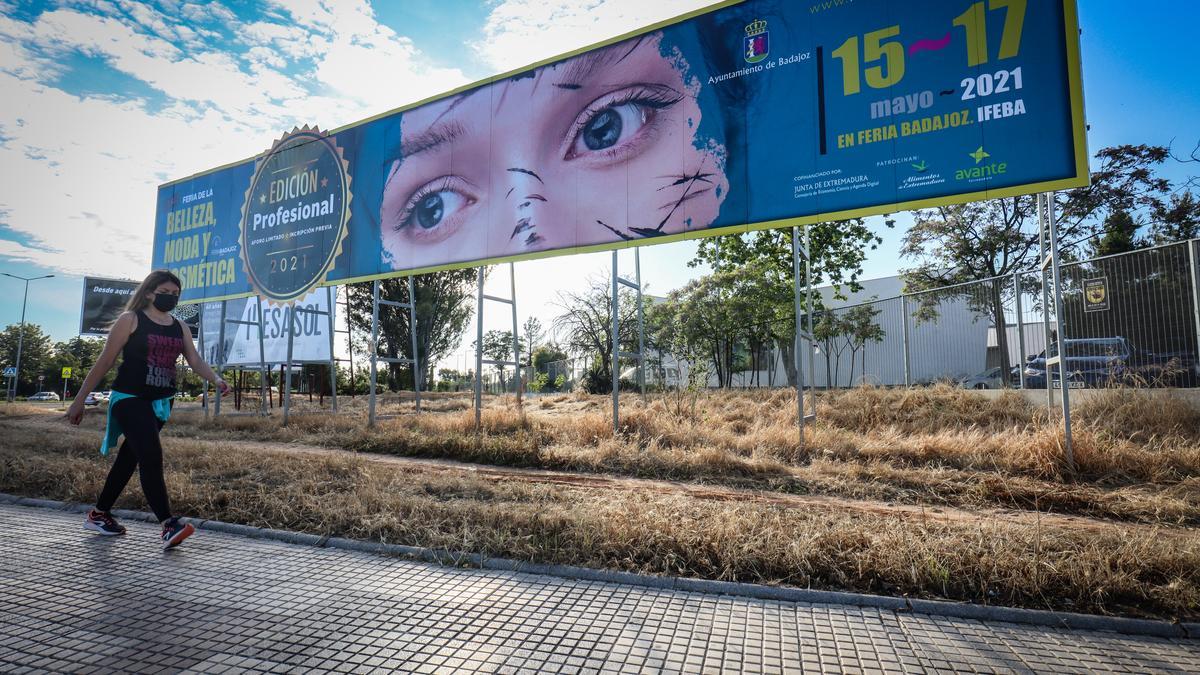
[66,270,229,549]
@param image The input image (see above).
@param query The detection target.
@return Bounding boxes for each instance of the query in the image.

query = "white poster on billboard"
[200,288,332,366]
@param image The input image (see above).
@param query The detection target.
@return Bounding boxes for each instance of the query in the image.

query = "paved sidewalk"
[2,503,1197,674]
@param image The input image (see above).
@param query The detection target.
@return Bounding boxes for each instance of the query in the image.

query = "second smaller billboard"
[200,289,333,366]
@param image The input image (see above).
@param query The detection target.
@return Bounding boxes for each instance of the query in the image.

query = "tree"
[552,274,641,393]
[46,336,106,396]
[472,329,523,390]
[842,304,886,386]
[1088,210,1142,258]
[1,323,52,395]
[521,316,545,367]
[902,145,1175,382]
[647,262,788,388]
[691,219,888,386]
[811,312,850,388]
[345,270,475,391]
[1148,191,1200,244]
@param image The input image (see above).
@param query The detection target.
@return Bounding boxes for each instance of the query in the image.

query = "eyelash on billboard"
[568,84,684,145]
[395,176,457,231]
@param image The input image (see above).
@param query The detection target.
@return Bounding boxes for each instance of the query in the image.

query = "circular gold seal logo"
[240,126,351,303]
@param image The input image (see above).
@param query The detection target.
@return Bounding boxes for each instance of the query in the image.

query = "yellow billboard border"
[171,0,1089,305]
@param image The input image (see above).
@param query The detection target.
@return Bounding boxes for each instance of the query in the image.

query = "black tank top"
[112,311,186,399]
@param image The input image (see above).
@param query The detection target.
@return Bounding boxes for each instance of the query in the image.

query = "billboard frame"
[160,0,1089,305]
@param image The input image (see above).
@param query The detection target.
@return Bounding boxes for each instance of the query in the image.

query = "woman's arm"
[179,318,230,394]
[65,312,135,424]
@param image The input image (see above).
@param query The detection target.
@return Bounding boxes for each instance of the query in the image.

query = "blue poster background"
[154,0,1085,303]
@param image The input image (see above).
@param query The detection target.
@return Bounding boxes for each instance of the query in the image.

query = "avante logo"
[744,19,769,63]
[956,147,1008,181]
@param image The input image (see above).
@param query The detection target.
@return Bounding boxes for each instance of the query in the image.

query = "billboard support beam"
[408,276,421,414]
[509,264,522,407]
[368,280,381,427]
[473,264,521,431]
[1037,196,1054,411]
[326,286,337,413]
[900,294,912,388]
[611,250,645,433]
[198,306,208,419]
[283,309,295,426]
[792,228,807,446]
[1014,270,1027,390]
[368,278,421,427]
[1044,192,1075,474]
[805,228,816,415]
[474,268,484,429]
[214,301,227,417]
[256,300,269,416]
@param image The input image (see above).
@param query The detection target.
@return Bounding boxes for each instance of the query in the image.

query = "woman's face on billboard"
[379,32,729,268]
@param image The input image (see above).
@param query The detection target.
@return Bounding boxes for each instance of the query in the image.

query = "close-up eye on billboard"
[153,0,1087,304]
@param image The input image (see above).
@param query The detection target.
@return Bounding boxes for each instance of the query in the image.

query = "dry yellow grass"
[121,386,1200,524]
[0,421,1195,620]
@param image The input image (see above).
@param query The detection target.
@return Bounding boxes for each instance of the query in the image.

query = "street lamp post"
[3,273,55,402]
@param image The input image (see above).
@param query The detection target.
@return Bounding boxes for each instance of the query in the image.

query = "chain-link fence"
[590,239,1199,392]
[801,239,1200,389]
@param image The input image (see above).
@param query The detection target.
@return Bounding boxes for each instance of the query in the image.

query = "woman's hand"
[216,379,231,396]
[65,399,85,425]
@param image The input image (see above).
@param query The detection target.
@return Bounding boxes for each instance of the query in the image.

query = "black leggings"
[96,398,172,522]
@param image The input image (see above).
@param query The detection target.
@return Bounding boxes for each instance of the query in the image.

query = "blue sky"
[1,0,1197,352]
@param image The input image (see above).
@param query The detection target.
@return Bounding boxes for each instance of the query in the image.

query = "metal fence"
[538,239,1198,392]
[794,239,1200,389]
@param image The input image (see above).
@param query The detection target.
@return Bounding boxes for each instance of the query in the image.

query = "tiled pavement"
[2,503,1197,674]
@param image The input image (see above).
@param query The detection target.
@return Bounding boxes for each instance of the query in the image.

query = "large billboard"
[199,289,333,366]
[154,0,1087,303]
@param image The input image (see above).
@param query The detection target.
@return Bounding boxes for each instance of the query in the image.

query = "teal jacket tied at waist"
[100,391,173,456]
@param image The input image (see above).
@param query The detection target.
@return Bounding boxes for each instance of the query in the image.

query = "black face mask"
[152,292,179,312]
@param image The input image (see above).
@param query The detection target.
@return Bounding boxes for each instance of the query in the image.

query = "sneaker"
[84,509,126,536]
[161,517,195,550]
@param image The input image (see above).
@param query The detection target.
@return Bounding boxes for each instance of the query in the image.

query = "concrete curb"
[3,493,1195,640]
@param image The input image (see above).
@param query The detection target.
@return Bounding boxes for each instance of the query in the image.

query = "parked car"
[1015,337,1196,389]
[960,367,1004,389]
[27,391,60,401]
[84,392,105,406]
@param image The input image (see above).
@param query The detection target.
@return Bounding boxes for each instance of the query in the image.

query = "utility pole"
[2,273,55,402]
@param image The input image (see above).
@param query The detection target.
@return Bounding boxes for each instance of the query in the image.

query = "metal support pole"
[474,267,485,430]
[283,305,295,426]
[326,286,337,412]
[215,301,227,417]
[805,227,816,413]
[1046,193,1074,470]
[900,294,912,387]
[1190,241,1200,371]
[611,251,620,431]
[408,276,421,413]
[792,228,806,445]
[635,249,645,396]
[345,286,356,398]
[256,298,268,416]
[9,280,29,402]
[198,304,208,418]
[368,280,380,427]
[1014,270,1026,390]
[509,263,521,405]
[1038,195,1053,409]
